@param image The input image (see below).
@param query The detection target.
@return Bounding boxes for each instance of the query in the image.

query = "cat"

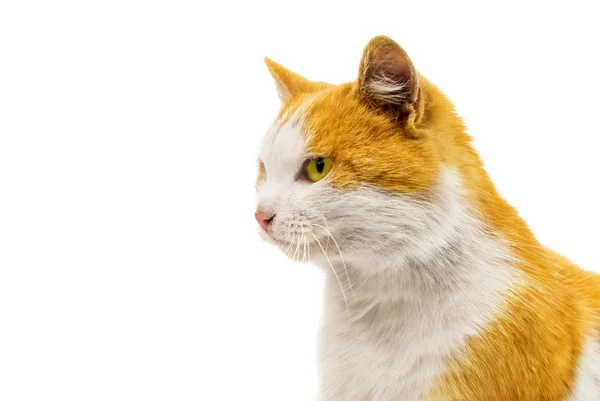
[255,36,600,401]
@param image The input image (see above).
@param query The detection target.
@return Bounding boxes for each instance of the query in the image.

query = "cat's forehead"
[258,106,309,178]
[258,89,348,164]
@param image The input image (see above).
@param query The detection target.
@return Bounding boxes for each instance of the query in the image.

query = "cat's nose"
[255,209,275,231]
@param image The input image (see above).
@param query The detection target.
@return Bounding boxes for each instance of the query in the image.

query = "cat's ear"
[357,36,420,118]
[264,57,321,102]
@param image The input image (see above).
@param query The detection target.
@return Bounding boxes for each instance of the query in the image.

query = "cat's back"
[433,248,600,401]
[547,251,600,400]
[550,249,600,320]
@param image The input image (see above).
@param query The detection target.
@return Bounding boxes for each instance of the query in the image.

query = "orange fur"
[264,36,600,400]
[256,161,266,189]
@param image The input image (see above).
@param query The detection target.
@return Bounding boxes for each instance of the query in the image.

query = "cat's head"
[256,36,468,272]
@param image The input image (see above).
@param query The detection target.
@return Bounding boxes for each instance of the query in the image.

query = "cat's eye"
[304,157,333,182]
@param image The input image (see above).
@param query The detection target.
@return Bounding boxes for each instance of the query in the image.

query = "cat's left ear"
[357,36,422,124]
[264,57,324,103]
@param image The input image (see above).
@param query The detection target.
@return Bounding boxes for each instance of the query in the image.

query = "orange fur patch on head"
[303,84,441,193]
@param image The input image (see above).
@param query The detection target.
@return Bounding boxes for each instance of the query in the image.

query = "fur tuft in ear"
[357,36,419,113]
[264,57,324,103]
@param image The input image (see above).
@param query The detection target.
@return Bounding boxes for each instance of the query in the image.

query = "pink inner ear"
[365,46,418,106]
[372,49,413,86]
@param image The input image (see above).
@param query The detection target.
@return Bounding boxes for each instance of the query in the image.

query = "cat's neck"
[321,194,517,325]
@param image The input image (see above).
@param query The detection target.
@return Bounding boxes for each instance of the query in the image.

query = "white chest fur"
[317,218,515,401]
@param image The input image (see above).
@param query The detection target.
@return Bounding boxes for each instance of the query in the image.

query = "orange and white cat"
[255,36,600,401]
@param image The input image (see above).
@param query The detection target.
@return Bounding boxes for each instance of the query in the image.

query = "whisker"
[298,233,306,263]
[301,233,307,264]
[311,232,350,318]
[284,240,294,257]
[292,234,302,262]
[308,213,331,251]
[282,230,296,255]
[312,223,355,298]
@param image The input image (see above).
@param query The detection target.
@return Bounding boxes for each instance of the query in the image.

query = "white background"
[1,1,599,400]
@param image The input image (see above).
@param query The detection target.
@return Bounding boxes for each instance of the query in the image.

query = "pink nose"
[255,209,275,231]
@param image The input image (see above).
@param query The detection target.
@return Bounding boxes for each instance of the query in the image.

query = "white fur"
[257,109,308,216]
[568,334,600,400]
[256,107,321,257]
[257,107,518,400]
[366,74,410,104]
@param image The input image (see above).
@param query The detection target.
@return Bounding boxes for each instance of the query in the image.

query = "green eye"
[305,157,333,182]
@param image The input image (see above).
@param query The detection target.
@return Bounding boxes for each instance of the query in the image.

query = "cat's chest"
[316,242,514,401]
[319,303,470,401]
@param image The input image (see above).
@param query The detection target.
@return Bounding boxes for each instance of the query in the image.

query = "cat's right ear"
[357,36,420,120]
[264,57,321,103]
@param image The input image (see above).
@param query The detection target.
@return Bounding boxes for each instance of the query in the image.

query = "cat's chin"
[260,228,344,265]
[259,229,289,248]
[259,230,317,263]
